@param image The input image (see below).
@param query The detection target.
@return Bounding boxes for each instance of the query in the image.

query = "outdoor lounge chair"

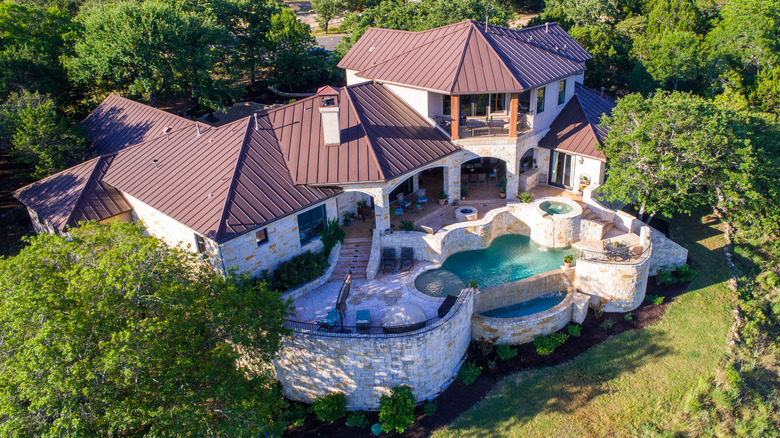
[437,294,458,318]
[400,247,414,272]
[397,193,411,209]
[469,174,479,185]
[317,308,341,330]
[478,173,487,185]
[393,207,404,221]
[382,247,396,274]
[416,189,428,207]
[356,309,370,331]
[488,167,498,183]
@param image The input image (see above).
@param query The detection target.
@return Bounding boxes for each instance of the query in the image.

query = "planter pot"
[343,220,351,226]
[461,196,466,200]
[499,192,506,199]
[564,261,572,268]
[438,199,445,205]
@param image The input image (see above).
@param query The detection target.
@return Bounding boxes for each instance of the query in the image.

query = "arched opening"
[388,166,448,231]
[519,148,536,174]
[459,157,507,201]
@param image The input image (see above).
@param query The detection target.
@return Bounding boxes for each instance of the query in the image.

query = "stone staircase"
[330,238,371,281]
[580,205,614,238]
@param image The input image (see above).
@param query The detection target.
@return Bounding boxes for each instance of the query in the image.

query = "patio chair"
[602,240,616,262]
[478,173,487,185]
[438,294,458,318]
[317,308,341,330]
[461,174,469,186]
[488,167,498,183]
[397,193,411,209]
[382,247,396,274]
[416,189,428,207]
[356,309,371,331]
[468,117,490,136]
[400,247,414,272]
[469,174,479,185]
[393,207,404,221]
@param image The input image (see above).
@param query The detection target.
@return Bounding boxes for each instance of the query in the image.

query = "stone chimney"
[319,97,340,146]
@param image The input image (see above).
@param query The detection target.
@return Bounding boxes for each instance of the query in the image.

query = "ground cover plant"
[311,392,347,423]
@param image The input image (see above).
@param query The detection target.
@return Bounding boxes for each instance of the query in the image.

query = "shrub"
[458,361,482,385]
[423,401,438,417]
[496,343,518,360]
[261,251,329,291]
[624,313,633,321]
[675,264,697,283]
[460,187,468,198]
[592,297,608,317]
[645,294,665,305]
[320,218,345,256]
[516,192,534,203]
[312,392,347,423]
[379,385,416,433]
[345,411,370,428]
[399,220,414,231]
[478,336,495,357]
[601,318,615,329]
[467,279,478,288]
[758,270,780,291]
[656,266,678,285]
[534,332,569,355]
[567,324,581,337]
[437,190,448,200]
[285,401,311,426]
[563,254,575,264]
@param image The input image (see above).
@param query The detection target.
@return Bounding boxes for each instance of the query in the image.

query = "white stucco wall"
[531,74,579,133]
[345,69,369,86]
[384,83,430,120]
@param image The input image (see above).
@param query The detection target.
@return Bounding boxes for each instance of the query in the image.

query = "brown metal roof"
[13,156,131,231]
[81,94,195,156]
[267,82,459,185]
[340,21,590,94]
[538,84,616,161]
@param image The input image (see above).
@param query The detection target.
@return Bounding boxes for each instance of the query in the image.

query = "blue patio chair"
[356,309,371,331]
[397,193,411,209]
[488,167,498,183]
[416,189,428,207]
[317,308,341,330]
[393,207,404,220]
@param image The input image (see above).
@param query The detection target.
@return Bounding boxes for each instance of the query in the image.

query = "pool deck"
[290,262,445,326]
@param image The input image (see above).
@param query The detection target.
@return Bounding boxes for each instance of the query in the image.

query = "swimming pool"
[413,235,578,297]
[480,292,566,318]
[539,200,573,215]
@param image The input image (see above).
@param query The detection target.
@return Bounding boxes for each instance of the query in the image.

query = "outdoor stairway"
[581,207,615,238]
[330,239,371,281]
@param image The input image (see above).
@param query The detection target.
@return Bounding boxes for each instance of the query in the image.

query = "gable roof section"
[538,83,616,161]
[13,155,131,232]
[340,21,591,94]
[267,82,459,185]
[81,94,195,156]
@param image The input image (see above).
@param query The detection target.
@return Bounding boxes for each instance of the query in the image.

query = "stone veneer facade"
[274,289,474,410]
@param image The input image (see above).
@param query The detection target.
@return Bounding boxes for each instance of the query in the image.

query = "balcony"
[431,113,532,140]
[433,92,534,141]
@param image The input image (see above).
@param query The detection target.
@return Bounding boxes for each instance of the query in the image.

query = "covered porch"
[430,92,533,140]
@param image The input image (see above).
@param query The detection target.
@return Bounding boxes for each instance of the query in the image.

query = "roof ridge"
[213,117,254,241]
[573,94,603,145]
[487,22,583,63]
[468,24,526,92]
[61,156,102,231]
[342,85,386,181]
[99,93,195,127]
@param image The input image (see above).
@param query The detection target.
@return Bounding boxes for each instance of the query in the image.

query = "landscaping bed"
[283,277,689,437]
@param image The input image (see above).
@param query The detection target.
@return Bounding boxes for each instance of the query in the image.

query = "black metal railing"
[283,290,469,338]
[578,243,651,265]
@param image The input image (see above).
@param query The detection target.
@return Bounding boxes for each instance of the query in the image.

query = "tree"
[541,0,618,27]
[4,90,86,179]
[0,221,293,437]
[633,29,703,90]
[67,0,241,112]
[311,0,344,34]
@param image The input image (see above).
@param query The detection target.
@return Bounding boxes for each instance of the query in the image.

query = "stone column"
[374,192,391,233]
[446,164,459,204]
[412,173,420,192]
[509,93,519,138]
[505,156,518,200]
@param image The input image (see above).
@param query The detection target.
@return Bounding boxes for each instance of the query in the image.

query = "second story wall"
[530,74,581,133]
[384,83,431,121]
[346,69,370,86]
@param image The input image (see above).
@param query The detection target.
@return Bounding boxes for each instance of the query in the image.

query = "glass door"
[548,151,573,188]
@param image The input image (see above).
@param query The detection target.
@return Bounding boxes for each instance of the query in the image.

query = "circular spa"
[413,235,578,297]
[539,200,573,215]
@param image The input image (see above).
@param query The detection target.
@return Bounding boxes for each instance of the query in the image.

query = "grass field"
[435,211,734,437]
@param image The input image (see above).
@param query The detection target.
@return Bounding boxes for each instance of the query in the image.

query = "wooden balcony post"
[450,95,460,140]
[509,93,519,138]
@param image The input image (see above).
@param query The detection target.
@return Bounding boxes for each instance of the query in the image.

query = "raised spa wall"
[471,270,590,344]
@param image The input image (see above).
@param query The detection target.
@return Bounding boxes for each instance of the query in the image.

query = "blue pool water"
[480,293,566,318]
[413,234,578,297]
[539,200,573,215]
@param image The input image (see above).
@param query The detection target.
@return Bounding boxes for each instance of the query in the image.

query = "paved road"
[316,34,347,52]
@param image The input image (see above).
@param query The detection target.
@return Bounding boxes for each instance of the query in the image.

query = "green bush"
[379,385,416,433]
[423,401,438,417]
[601,318,615,329]
[320,218,345,257]
[533,332,569,355]
[285,401,311,426]
[645,294,665,305]
[467,279,478,288]
[262,251,329,291]
[399,220,415,231]
[458,361,482,385]
[312,392,347,423]
[345,410,370,428]
[516,192,534,203]
[656,266,678,285]
[496,343,518,360]
[758,271,780,291]
[624,313,633,321]
[567,324,581,337]
[675,264,697,283]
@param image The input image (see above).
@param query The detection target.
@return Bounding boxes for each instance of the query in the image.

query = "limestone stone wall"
[647,227,688,275]
[580,218,604,241]
[274,290,474,409]
[573,255,651,312]
[526,198,582,248]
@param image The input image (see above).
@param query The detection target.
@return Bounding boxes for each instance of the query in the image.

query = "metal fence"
[578,242,651,265]
[283,290,469,339]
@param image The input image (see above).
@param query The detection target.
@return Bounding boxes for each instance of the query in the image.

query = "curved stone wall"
[573,255,651,312]
[274,290,474,410]
[528,198,582,248]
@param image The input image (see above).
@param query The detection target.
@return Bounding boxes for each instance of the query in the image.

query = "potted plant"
[563,254,574,268]
[357,200,368,208]
[461,187,468,200]
[437,191,448,205]
[497,178,507,199]
[343,211,356,226]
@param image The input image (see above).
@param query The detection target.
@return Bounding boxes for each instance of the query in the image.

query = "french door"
[548,151,573,188]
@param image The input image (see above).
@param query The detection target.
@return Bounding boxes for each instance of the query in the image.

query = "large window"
[536,87,546,114]
[518,90,531,113]
[195,234,207,253]
[489,93,506,113]
[458,94,506,117]
[256,228,269,246]
[558,79,566,105]
[298,204,326,244]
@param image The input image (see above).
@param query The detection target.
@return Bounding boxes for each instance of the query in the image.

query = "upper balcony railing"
[431,113,533,140]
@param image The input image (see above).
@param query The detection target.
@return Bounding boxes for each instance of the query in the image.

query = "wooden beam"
[509,93,519,138]
[450,95,459,140]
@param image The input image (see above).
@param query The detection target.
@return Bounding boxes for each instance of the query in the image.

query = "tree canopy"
[0,221,293,436]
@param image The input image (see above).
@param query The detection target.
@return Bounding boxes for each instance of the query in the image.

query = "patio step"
[329,239,372,281]
[601,222,615,238]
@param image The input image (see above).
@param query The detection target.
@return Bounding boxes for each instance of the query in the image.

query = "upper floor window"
[298,204,326,244]
[256,228,269,246]
[490,93,506,113]
[195,234,207,253]
[443,95,451,115]
[518,90,531,113]
[536,87,546,114]
[558,80,566,105]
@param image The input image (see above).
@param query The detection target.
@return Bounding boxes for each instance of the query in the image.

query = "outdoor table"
[606,244,629,261]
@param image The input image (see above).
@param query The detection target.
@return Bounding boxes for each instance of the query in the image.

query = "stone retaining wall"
[274,290,473,410]
[647,227,687,275]
[474,270,570,313]
[280,242,341,302]
[573,254,651,312]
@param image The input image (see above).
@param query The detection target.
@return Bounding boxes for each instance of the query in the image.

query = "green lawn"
[435,212,734,437]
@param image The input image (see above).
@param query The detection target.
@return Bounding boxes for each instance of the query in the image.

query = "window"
[256,228,269,246]
[518,90,531,113]
[195,234,207,253]
[558,79,566,105]
[443,95,451,115]
[298,204,326,244]
[35,211,44,224]
[489,93,506,113]
[536,87,546,114]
